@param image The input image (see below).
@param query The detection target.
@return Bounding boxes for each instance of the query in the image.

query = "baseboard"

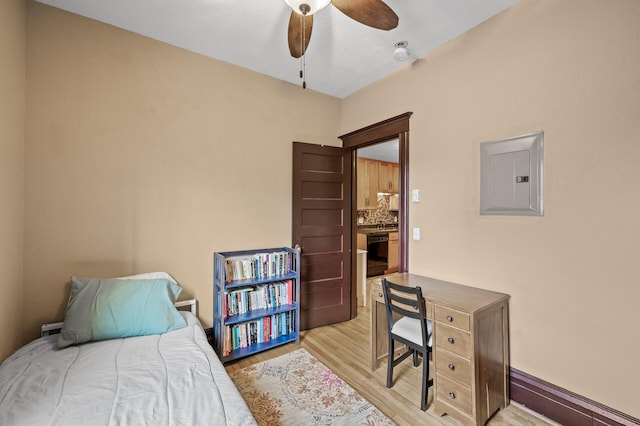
[510,368,639,426]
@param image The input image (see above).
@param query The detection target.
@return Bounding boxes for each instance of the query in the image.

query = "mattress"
[0,312,256,426]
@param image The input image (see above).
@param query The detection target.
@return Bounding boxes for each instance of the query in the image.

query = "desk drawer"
[436,373,472,416]
[435,347,471,385]
[435,305,470,331]
[435,324,470,359]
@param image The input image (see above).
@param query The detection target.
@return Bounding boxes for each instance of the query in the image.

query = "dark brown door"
[292,142,352,330]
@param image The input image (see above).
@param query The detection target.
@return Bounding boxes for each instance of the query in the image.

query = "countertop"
[357,226,399,234]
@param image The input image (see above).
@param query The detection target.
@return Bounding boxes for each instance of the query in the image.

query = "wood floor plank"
[224,291,555,426]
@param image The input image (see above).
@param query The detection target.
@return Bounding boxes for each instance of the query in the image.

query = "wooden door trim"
[398,130,409,273]
[340,113,412,149]
[339,112,412,318]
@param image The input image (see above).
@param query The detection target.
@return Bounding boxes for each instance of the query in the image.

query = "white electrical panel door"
[480,132,543,216]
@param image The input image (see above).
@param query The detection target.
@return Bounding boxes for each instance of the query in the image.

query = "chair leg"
[413,349,419,367]
[421,349,429,411]
[386,338,394,388]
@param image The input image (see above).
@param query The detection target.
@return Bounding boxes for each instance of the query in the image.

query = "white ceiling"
[34,0,519,99]
[358,139,399,163]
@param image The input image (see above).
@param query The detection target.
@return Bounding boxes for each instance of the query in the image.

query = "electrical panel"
[480,132,543,216]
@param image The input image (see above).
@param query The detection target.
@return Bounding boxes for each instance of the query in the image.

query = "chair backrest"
[381,278,429,340]
[382,278,426,319]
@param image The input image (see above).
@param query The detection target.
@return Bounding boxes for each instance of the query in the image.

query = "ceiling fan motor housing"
[284,0,331,16]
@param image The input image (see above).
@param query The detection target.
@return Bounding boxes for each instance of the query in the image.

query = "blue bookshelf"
[213,247,300,364]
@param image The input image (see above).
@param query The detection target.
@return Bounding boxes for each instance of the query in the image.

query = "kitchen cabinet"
[378,161,399,193]
[358,158,400,210]
[386,231,398,273]
[357,158,379,209]
[390,163,399,192]
[357,233,367,251]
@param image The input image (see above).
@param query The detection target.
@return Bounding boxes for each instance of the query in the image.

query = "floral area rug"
[229,348,395,426]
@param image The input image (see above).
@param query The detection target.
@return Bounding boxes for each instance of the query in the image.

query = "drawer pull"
[448,363,455,371]
[446,315,453,322]
[378,293,383,297]
[449,392,456,399]
[447,337,455,344]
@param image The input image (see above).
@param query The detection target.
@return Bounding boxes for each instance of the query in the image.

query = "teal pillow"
[58,276,186,348]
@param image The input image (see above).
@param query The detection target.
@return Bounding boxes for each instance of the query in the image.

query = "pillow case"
[58,276,186,349]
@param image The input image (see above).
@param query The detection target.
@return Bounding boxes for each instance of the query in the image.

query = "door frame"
[339,112,412,317]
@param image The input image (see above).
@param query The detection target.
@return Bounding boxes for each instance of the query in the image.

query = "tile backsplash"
[357,194,398,225]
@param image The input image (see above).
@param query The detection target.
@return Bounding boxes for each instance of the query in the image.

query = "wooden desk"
[370,273,509,426]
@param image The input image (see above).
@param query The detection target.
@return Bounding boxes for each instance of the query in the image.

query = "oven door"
[366,233,389,277]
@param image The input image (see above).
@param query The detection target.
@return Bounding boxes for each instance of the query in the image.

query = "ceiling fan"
[283,0,399,58]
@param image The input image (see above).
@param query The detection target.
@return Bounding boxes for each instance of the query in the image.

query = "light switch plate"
[413,227,420,240]
[412,189,421,203]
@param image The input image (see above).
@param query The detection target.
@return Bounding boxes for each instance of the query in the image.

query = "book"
[224,251,292,282]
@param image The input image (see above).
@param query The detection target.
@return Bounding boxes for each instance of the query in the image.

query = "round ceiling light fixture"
[393,40,410,62]
[283,0,332,16]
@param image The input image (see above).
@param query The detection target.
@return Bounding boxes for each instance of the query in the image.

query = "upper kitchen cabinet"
[357,158,379,210]
[378,161,399,193]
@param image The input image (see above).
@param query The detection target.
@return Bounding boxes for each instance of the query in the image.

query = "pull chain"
[300,14,307,89]
[302,55,306,89]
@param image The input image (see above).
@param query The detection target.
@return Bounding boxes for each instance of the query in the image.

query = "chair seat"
[391,317,432,347]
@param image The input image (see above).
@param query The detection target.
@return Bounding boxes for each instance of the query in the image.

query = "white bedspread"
[0,312,256,426]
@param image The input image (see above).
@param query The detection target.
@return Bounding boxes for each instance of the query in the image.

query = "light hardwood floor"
[224,282,556,426]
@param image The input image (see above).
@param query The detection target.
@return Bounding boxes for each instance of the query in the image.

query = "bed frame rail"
[175,298,197,315]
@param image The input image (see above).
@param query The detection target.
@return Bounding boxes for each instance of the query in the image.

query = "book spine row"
[224,251,292,282]
[225,280,294,317]
[223,311,295,356]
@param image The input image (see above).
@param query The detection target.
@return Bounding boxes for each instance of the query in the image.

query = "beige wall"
[0,0,26,361]
[342,0,640,418]
[17,0,640,418]
[24,2,340,340]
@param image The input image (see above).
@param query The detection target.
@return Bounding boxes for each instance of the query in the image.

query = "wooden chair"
[381,277,433,411]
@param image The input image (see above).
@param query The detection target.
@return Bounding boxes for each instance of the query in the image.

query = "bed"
[0,273,256,426]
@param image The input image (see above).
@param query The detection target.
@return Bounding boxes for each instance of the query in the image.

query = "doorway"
[356,139,399,278]
[339,112,412,316]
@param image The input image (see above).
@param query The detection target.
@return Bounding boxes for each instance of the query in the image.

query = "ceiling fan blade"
[332,0,399,30]
[288,11,314,58]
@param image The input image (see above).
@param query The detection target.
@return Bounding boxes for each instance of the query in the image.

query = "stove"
[365,232,387,277]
